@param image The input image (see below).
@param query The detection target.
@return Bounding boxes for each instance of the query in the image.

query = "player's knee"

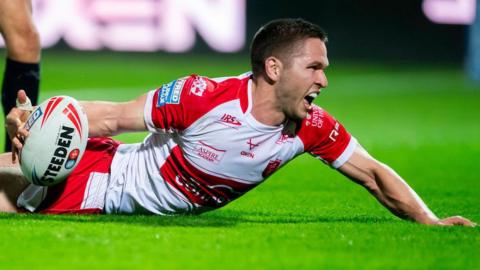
[6,27,41,62]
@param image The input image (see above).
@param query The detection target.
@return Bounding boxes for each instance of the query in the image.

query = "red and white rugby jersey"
[104,73,357,214]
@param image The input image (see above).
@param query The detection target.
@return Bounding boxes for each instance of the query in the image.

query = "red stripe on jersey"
[297,105,351,164]
[237,77,249,113]
[160,146,257,207]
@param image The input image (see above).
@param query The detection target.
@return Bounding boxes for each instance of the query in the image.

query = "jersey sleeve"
[297,105,357,168]
[144,75,218,133]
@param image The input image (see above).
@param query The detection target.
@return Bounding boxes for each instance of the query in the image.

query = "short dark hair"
[250,18,327,80]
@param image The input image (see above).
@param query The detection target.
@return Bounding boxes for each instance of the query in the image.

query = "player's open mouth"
[304,92,318,105]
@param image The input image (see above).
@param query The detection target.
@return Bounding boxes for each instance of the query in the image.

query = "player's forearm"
[80,95,147,137]
[368,163,439,224]
[80,101,123,137]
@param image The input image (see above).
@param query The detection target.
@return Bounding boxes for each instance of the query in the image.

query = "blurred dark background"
[245,0,466,62]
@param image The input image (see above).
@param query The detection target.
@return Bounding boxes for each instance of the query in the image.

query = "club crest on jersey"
[157,79,186,107]
[190,77,207,96]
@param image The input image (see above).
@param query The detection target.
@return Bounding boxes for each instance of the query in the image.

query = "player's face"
[276,38,329,121]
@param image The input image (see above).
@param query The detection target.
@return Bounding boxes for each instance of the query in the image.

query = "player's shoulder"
[295,104,343,146]
[181,72,250,98]
[177,72,251,112]
[152,72,250,109]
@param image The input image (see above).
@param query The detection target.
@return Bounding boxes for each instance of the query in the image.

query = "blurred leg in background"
[0,0,40,152]
[467,0,480,83]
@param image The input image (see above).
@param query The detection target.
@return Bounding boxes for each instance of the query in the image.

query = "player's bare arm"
[6,90,148,159]
[338,144,476,227]
[80,94,148,137]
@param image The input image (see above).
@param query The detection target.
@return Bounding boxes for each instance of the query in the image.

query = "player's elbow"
[361,162,386,194]
[362,176,381,195]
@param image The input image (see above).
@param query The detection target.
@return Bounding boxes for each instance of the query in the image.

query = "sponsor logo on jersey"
[305,108,324,128]
[216,113,242,127]
[262,159,282,178]
[157,79,186,107]
[246,138,259,150]
[195,141,226,163]
[240,151,254,158]
[174,175,227,205]
[190,77,207,96]
[240,138,259,158]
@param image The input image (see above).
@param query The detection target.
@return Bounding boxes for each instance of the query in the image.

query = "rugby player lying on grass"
[0,18,475,226]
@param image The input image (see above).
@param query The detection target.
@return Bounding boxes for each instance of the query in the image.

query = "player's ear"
[264,57,283,82]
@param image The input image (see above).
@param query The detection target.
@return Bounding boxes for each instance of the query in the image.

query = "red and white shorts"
[17,137,119,214]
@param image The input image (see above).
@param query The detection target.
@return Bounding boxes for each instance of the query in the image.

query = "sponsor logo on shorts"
[157,79,186,107]
[190,77,207,96]
[262,159,282,178]
[195,141,226,164]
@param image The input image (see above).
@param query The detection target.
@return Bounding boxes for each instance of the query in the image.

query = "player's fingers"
[5,108,22,123]
[17,89,27,105]
[17,128,29,138]
[11,149,19,164]
[16,90,33,112]
[11,145,16,163]
[438,216,476,227]
[11,137,23,152]
[10,139,23,164]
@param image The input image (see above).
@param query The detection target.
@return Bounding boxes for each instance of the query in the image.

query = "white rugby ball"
[20,96,88,186]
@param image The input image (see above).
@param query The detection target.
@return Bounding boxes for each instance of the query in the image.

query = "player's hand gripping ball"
[20,96,89,186]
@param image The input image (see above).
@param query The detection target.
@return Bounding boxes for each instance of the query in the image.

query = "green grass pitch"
[0,51,479,269]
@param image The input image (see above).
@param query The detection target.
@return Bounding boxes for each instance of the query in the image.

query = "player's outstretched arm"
[337,144,476,227]
[80,94,148,137]
[6,90,148,158]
